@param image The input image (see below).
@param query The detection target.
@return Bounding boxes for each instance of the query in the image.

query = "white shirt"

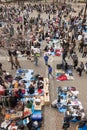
[78,35,82,40]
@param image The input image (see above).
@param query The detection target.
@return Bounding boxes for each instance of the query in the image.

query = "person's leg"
[36,59,38,66]
[50,73,54,79]
[79,70,82,76]
[74,62,77,69]
[15,57,21,68]
[11,61,14,69]
[35,60,37,66]
[45,60,48,65]
[80,48,83,53]
[82,52,86,58]
[83,52,86,57]
[46,60,48,65]
[74,64,75,69]
[86,70,87,74]
[48,73,50,78]
[13,62,17,69]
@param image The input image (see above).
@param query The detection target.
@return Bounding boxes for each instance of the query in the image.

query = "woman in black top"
[28,84,35,95]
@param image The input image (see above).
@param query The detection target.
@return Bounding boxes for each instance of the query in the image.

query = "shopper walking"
[12,49,21,69]
[77,62,84,77]
[48,65,54,79]
[34,53,38,66]
[44,54,49,65]
[10,55,17,70]
[73,55,78,69]
[8,50,17,70]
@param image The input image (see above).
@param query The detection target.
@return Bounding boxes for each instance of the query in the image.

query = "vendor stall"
[56,63,74,81]
[76,119,87,130]
[0,69,50,130]
[45,39,63,56]
[51,86,85,123]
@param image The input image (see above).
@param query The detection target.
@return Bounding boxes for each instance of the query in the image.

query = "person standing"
[80,62,84,72]
[48,13,50,20]
[34,53,38,66]
[77,62,84,77]
[82,46,87,58]
[13,50,21,69]
[44,54,49,65]
[9,24,14,37]
[73,54,78,69]
[8,50,17,70]
[48,65,54,79]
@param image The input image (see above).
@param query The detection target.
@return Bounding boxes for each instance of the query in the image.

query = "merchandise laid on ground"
[56,63,74,81]
[0,69,50,130]
[51,86,85,125]
[45,38,63,56]
[17,47,41,58]
[76,119,87,130]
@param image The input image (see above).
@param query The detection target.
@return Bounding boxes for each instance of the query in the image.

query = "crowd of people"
[51,86,86,129]
[0,1,87,130]
[0,2,87,75]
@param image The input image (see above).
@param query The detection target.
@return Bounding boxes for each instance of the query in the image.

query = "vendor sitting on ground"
[14,89,24,100]
[26,100,33,109]
[37,78,44,89]
[31,80,37,88]
[28,84,35,95]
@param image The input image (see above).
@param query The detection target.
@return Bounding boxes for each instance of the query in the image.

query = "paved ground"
[0,40,87,130]
[0,1,87,130]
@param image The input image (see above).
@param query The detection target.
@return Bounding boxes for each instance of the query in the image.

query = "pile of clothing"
[45,39,62,56]
[51,86,85,123]
[0,69,45,130]
[56,63,74,81]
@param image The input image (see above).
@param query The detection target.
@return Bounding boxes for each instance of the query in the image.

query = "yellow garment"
[14,82,18,88]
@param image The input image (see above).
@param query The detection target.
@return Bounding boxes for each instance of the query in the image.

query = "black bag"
[56,64,62,69]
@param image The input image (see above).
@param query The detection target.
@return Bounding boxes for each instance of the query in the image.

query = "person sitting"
[31,80,37,88]
[28,84,35,95]
[9,95,17,108]
[18,89,24,99]
[26,100,33,109]
[50,47,54,52]
[37,78,44,89]
[14,89,24,100]
[44,45,49,52]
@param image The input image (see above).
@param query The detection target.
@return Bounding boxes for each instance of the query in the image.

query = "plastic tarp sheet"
[79,125,87,130]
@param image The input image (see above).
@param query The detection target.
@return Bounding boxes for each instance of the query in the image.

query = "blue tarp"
[71,117,80,123]
[79,125,87,130]
[58,108,66,113]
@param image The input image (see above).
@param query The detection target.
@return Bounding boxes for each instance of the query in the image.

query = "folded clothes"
[56,74,67,81]
[15,76,22,81]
